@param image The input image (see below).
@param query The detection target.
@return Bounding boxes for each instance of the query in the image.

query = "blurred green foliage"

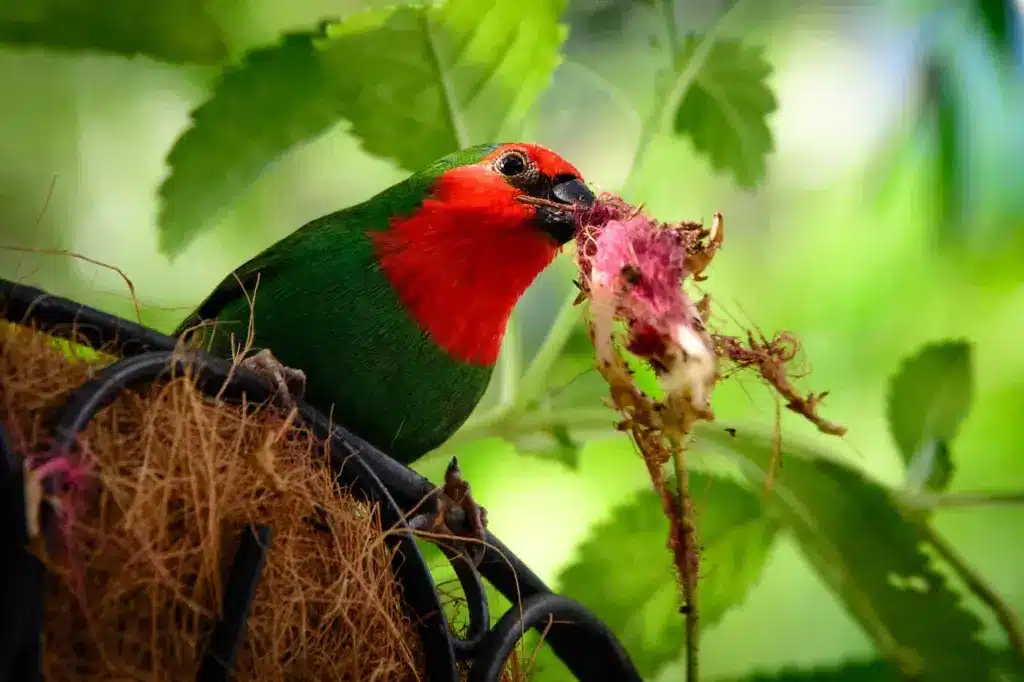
[1,0,1022,681]
[887,341,972,492]
[0,0,227,63]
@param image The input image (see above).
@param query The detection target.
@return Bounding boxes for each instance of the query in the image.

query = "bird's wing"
[173,248,288,337]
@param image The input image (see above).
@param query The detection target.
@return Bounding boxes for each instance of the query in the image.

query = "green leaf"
[555,474,779,678]
[695,425,998,682]
[157,26,341,256]
[158,0,569,256]
[319,0,568,171]
[0,0,227,64]
[672,34,777,188]
[886,340,973,492]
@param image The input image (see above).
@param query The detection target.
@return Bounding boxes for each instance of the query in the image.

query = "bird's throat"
[372,194,559,366]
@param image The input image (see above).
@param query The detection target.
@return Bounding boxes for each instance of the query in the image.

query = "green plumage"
[175,145,498,463]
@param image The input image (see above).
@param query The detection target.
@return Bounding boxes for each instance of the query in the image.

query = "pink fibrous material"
[575,193,721,427]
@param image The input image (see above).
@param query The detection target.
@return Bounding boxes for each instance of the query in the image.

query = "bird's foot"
[241,348,307,406]
[410,457,488,567]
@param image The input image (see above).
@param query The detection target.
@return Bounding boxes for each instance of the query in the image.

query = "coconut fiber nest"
[0,317,438,681]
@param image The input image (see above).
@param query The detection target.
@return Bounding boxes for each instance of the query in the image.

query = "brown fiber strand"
[1,318,430,681]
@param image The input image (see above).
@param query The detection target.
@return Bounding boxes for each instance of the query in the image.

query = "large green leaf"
[672,34,777,188]
[886,340,973,492]
[157,0,568,257]
[555,474,780,678]
[319,0,568,170]
[0,0,226,64]
[157,26,341,256]
[695,426,998,681]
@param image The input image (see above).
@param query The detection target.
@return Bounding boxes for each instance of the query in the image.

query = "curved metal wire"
[0,424,45,682]
[0,278,642,682]
[439,545,490,660]
[197,524,273,682]
[468,593,637,682]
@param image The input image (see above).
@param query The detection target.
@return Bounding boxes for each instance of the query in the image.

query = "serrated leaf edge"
[694,424,991,677]
[156,23,337,257]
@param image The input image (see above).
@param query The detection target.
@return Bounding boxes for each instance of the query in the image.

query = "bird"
[175,142,595,466]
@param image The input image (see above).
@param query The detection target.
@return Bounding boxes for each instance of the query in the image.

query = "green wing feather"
[174,143,498,339]
[174,231,300,338]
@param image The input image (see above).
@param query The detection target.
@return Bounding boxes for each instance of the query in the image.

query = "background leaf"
[696,426,998,682]
[972,0,1021,61]
[157,26,340,256]
[886,340,973,492]
[672,34,777,188]
[555,474,780,678]
[318,0,569,171]
[158,0,568,256]
[0,0,227,64]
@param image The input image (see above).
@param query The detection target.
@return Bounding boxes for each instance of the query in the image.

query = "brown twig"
[672,446,700,682]
[714,331,847,437]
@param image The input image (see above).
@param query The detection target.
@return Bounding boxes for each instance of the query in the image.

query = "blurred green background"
[1,0,1022,680]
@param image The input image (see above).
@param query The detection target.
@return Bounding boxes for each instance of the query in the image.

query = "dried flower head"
[574,193,724,434]
[572,191,843,441]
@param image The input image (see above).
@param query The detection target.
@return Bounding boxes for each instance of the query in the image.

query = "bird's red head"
[373,143,595,366]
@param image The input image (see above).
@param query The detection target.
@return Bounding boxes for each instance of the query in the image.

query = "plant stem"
[901,490,1024,510]
[498,312,522,408]
[661,0,681,63]
[513,287,583,414]
[917,520,1024,662]
[423,14,469,150]
[672,446,700,682]
[621,0,747,198]
[447,406,618,450]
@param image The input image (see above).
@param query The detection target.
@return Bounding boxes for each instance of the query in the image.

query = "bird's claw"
[241,348,307,407]
[410,457,488,567]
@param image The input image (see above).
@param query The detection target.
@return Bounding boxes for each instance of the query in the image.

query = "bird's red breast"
[373,143,585,365]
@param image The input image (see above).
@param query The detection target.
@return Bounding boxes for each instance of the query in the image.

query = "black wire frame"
[0,278,642,682]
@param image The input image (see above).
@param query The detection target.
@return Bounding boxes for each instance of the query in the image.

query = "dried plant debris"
[573,192,845,444]
[569,192,846,675]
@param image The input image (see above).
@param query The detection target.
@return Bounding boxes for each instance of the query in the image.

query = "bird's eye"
[495,152,527,176]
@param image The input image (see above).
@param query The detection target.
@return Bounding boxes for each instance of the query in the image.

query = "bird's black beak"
[552,178,596,206]
[534,177,596,245]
